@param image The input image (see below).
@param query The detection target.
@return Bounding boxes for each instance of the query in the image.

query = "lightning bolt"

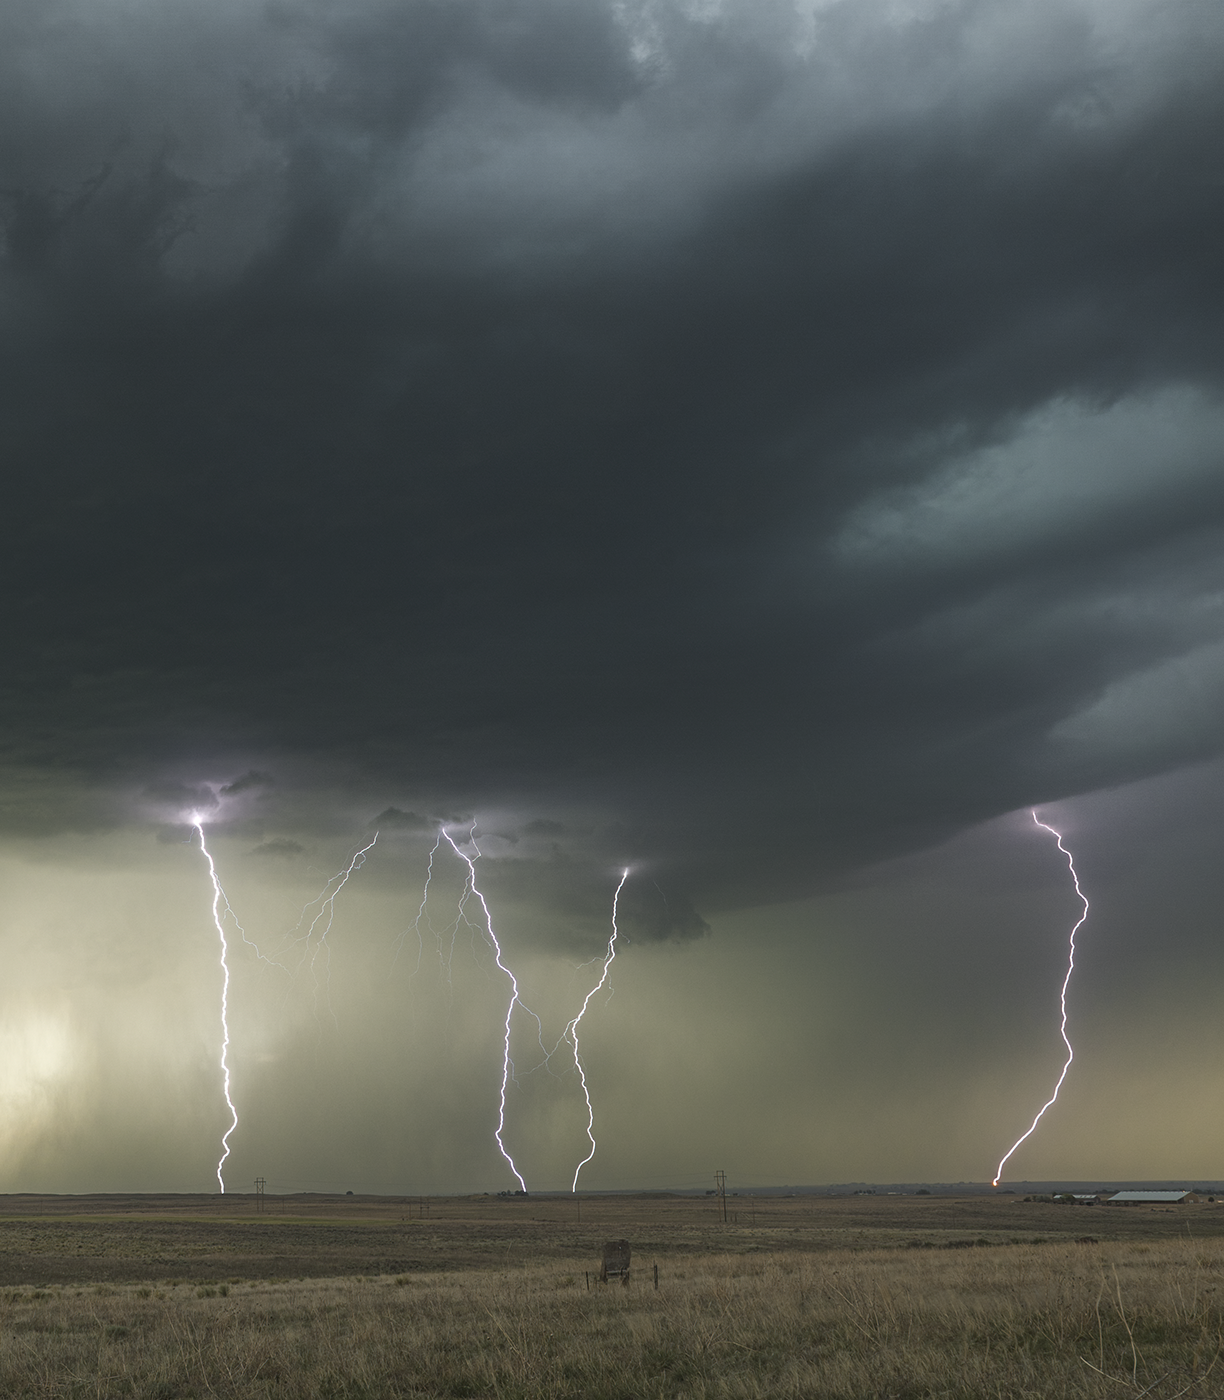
[192,820,239,1193]
[399,831,631,1190]
[992,809,1090,1188]
[282,834,379,1019]
[395,830,445,981]
[567,868,629,1192]
[188,818,377,1188]
[440,826,532,1191]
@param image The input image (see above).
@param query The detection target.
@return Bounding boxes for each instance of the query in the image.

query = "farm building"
[1107,1191,1199,1205]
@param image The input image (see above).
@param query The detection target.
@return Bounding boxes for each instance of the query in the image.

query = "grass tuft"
[0,1239,1221,1397]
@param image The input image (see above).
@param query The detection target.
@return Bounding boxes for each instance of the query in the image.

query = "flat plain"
[2,1191,1223,1397]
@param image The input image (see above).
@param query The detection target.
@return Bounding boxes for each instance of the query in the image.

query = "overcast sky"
[3,0,1224,1194]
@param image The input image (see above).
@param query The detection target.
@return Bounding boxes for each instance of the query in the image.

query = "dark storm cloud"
[155,823,197,845]
[372,808,436,832]
[619,883,710,944]
[246,837,305,860]
[220,771,273,796]
[143,782,218,813]
[465,833,709,947]
[3,0,1224,910]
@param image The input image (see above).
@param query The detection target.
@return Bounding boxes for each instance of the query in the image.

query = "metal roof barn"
[1108,1191,1194,1203]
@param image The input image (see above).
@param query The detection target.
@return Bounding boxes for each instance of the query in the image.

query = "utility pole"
[254,1178,266,1213]
[715,1170,727,1223]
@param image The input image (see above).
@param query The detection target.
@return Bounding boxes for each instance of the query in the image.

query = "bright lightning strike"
[992,810,1090,1188]
[567,868,629,1192]
[192,820,239,1193]
[186,818,377,1189]
[441,827,531,1192]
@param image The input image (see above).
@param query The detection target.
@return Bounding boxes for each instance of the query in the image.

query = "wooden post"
[653,1263,659,1290]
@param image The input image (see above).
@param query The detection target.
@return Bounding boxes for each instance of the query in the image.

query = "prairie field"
[1,1192,1222,1398]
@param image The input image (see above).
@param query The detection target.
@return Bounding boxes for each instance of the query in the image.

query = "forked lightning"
[190,815,376,1189]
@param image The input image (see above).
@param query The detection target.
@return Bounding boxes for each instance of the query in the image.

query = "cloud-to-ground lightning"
[567,868,629,1191]
[440,827,535,1191]
[186,813,377,1188]
[992,810,1090,1187]
[396,828,633,1189]
[192,819,239,1193]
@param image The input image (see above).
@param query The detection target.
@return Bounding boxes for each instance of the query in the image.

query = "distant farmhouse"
[1107,1191,1200,1205]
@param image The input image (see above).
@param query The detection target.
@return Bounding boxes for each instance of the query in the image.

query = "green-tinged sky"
[2,0,1224,1192]
[3,764,1224,1192]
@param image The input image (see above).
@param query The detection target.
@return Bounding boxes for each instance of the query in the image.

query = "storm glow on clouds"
[2,0,1224,1192]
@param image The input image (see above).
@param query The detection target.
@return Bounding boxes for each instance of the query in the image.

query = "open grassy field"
[2,1192,1222,1397]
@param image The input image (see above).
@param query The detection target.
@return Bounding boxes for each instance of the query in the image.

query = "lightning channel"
[302,828,375,1019]
[992,810,1090,1188]
[395,830,444,980]
[440,826,531,1191]
[567,868,629,1192]
[192,819,239,1193]
[285,834,378,1020]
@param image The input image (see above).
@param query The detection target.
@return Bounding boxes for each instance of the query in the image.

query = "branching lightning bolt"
[992,810,1090,1188]
[400,832,630,1191]
[193,820,239,1193]
[441,827,532,1191]
[395,831,449,983]
[283,834,378,1019]
[189,818,376,1188]
[567,868,629,1192]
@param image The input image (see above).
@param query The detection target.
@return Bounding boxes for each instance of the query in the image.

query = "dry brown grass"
[2,1194,1223,1396]
[1,1236,1223,1398]
[2,1190,1220,1285]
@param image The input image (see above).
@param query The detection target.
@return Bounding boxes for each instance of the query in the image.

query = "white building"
[1107,1191,1196,1204]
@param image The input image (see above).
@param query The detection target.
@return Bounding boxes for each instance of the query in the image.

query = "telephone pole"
[714,1170,727,1223]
